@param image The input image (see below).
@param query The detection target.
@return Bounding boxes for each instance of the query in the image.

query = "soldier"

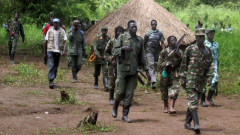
[158,36,183,114]
[84,18,92,32]
[93,26,111,91]
[111,20,151,123]
[44,18,67,89]
[201,29,219,107]
[67,20,88,83]
[104,26,124,105]
[79,19,86,32]
[144,20,165,89]
[5,12,25,64]
[180,30,215,133]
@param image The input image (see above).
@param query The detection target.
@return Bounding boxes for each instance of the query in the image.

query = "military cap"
[73,20,80,26]
[205,29,215,34]
[53,18,60,23]
[101,26,108,30]
[195,29,206,36]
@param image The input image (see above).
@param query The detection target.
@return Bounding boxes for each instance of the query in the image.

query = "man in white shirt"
[44,18,67,89]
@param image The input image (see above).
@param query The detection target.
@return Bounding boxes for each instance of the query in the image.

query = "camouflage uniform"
[104,38,117,90]
[158,48,183,100]
[144,29,165,86]
[67,21,86,82]
[180,43,215,111]
[84,22,92,32]
[6,19,25,55]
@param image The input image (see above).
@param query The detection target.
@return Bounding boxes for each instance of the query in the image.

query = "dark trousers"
[47,51,61,81]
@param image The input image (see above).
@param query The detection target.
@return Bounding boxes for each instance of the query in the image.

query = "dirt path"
[0,52,240,135]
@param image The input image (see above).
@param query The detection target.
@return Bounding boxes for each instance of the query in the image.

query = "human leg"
[94,64,101,89]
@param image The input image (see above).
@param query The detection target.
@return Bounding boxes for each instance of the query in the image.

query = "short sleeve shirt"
[144,29,165,54]
[45,28,67,53]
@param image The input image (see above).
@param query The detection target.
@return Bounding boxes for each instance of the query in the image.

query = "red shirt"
[43,24,51,35]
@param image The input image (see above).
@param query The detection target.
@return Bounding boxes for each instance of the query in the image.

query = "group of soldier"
[4,12,219,134]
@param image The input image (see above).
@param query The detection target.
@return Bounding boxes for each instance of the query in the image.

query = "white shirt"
[45,28,67,53]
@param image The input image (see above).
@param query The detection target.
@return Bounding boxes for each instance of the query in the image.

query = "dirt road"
[0,53,239,135]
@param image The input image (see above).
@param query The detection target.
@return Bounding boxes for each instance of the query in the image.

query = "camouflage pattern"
[84,23,92,31]
[112,32,149,106]
[67,29,85,72]
[180,43,215,110]
[203,39,219,93]
[6,19,25,54]
[104,38,118,90]
[187,89,201,111]
[93,34,111,77]
[158,47,183,100]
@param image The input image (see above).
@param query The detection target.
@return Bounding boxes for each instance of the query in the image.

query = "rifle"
[3,24,15,37]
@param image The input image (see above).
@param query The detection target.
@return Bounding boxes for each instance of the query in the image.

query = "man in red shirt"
[43,18,54,38]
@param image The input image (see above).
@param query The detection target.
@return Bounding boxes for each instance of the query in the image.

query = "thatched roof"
[85,0,195,46]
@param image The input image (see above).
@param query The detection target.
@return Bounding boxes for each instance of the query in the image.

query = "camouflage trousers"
[67,55,83,72]
[203,82,218,93]
[94,63,108,78]
[186,88,201,111]
[8,36,19,55]
[115,73,138,107]
[108,64,117,90]
[160,76,180,100]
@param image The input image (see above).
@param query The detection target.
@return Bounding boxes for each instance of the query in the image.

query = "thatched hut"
[85,0,195,46]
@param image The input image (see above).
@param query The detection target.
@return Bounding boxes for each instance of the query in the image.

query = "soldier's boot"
[163,100,168,113]
[72,71,77,83]
[207,90,215,105]
[191,110,200,134]
[103,77,109,91]
[112,101,120,118]
[184,108,194,130]
[10,54,15,64]
[49,80,54,89]
[168,98,176,114]
[122,105,132,123]
[152,82,156,89]
[94,76,98,89]
[201,93,208,107]
[109,89,114,105]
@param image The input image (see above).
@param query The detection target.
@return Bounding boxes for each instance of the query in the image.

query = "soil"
[0,52,240,135]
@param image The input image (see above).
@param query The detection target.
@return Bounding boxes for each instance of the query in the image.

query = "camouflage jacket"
[112,32,149,75]
[104,38,117,63]
[6,19,25,40]
[158,47,183,78]
[179,43,215,91]
[93,34,111,64]
[67,29,85,56]
[84,23,92,31]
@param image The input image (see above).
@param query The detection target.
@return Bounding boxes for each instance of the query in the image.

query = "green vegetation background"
[0,0,239,95]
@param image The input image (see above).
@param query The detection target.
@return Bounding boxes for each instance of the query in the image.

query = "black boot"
[49,80,54,89]
[112,101,120,118]
[207,90,215,105]
[201,93,208,107]
[191,110,200,134]
[94,76,98,89]
[10,54,14,64]
[184,108,194,130]
[103,77,109,91]
[72,71,77,83]
[122,105,132,123]
[109,89,114,105]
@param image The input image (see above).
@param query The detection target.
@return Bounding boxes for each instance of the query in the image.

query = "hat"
[73,20,80,26]
[195,29,206,36]
[53,18,60,23]
[205,29,215,34]
[101,26,108,30]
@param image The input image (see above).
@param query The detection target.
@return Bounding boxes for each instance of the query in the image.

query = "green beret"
[101,26,108,30]
[205,29,215,34]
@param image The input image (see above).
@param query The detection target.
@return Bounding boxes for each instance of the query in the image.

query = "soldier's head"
[91,20,95,25]
[115,26,124,39]
[53,18,60,30]
[128,20,137,35]
[101,26,108,36]
[229,24,231,27]
[151,20,157,30]
[73,17,77,21]
[59,19,63,27]
[186,23,189,28]
[14,12,20,19]
[167,36,177,47]
[195,30,205,45]
[86,18,89,23]
[73,20,80,31]
[206,29,215,42]
[49,18,53,26]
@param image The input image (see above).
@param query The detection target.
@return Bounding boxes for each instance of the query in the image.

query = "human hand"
[121,46,133,52]
[112,60,116,66]
[98,55,102,59]
[61,51,65,56]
